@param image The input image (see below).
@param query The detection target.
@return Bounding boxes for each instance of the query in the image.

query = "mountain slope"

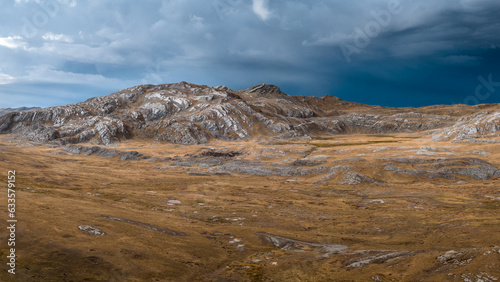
[1,82,499,145]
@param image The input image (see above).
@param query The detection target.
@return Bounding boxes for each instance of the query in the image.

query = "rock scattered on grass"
[78,225,105,236]
[167,200,182,205]
[473,150,491,155]
[341,172,383,185]
[255,232,348,254]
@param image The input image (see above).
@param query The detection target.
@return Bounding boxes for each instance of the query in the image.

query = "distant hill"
[0,107,40,117]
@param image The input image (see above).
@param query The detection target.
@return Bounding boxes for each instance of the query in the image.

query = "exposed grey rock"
[97,214,186,236]
[120,151,140,161]
[334,158,367,164]
[341,172,383,185]
[207,160,327,176]
[346,250,417,268]
[62,145,83,154]
[211,172,231,176]
[291,158,326,166]
[200,149,242,158]
[167,200,182,205]
[432,111,500,143]
[473,150,491,155]
[83,146,101,156]
[384,157,500,180]
[78,225,105,236]
[188,172,209,176]
[334,111,454,134]
[62,145,146,160]
[435,248,483,266]
[255,232,348,253]
[437,250,459,264]
[313,165,353,184]
[98,149,119,158]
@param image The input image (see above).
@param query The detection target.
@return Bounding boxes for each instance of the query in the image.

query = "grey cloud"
[0,0,499,108]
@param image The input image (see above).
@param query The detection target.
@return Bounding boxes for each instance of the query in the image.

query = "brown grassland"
[1,132,499,281]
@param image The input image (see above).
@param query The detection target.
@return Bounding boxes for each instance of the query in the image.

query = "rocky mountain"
[1,82,499,145]
[0,107,40,117]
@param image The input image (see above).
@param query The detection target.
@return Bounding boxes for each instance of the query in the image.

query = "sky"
[1,0,500,108]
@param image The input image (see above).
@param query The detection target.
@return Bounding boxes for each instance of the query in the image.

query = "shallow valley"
[1,132,499,281]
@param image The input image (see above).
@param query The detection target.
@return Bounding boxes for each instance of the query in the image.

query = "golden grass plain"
[1,133,499,281]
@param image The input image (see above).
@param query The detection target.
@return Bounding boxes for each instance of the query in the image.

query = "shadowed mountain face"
[1,82,499,145]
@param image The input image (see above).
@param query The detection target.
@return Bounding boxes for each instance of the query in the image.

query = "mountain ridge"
[0,106,41,117]
[1,82,499,145]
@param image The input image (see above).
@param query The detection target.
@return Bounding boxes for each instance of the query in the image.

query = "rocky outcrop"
[383,157,500,180]
[255,232,348,253]
[208,160,328,177]
[346,250,418,268]
[62,145,148,160]
[78,225,105,236]
[341,172,383,185]
[431,111,500,143]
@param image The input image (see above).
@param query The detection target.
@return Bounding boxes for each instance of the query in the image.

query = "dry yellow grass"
[0,133,499,281]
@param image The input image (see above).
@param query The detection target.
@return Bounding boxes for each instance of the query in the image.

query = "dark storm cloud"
[0,0,499,107]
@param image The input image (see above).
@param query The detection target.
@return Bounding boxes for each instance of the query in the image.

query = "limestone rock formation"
[431,111,500,143]
[1,82,499,145]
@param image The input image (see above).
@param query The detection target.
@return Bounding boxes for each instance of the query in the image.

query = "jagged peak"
[245,84,283,96]
[168,81,191,89]
[214,85,230,91]
[320,95,343,101]
[121,84,157,95]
